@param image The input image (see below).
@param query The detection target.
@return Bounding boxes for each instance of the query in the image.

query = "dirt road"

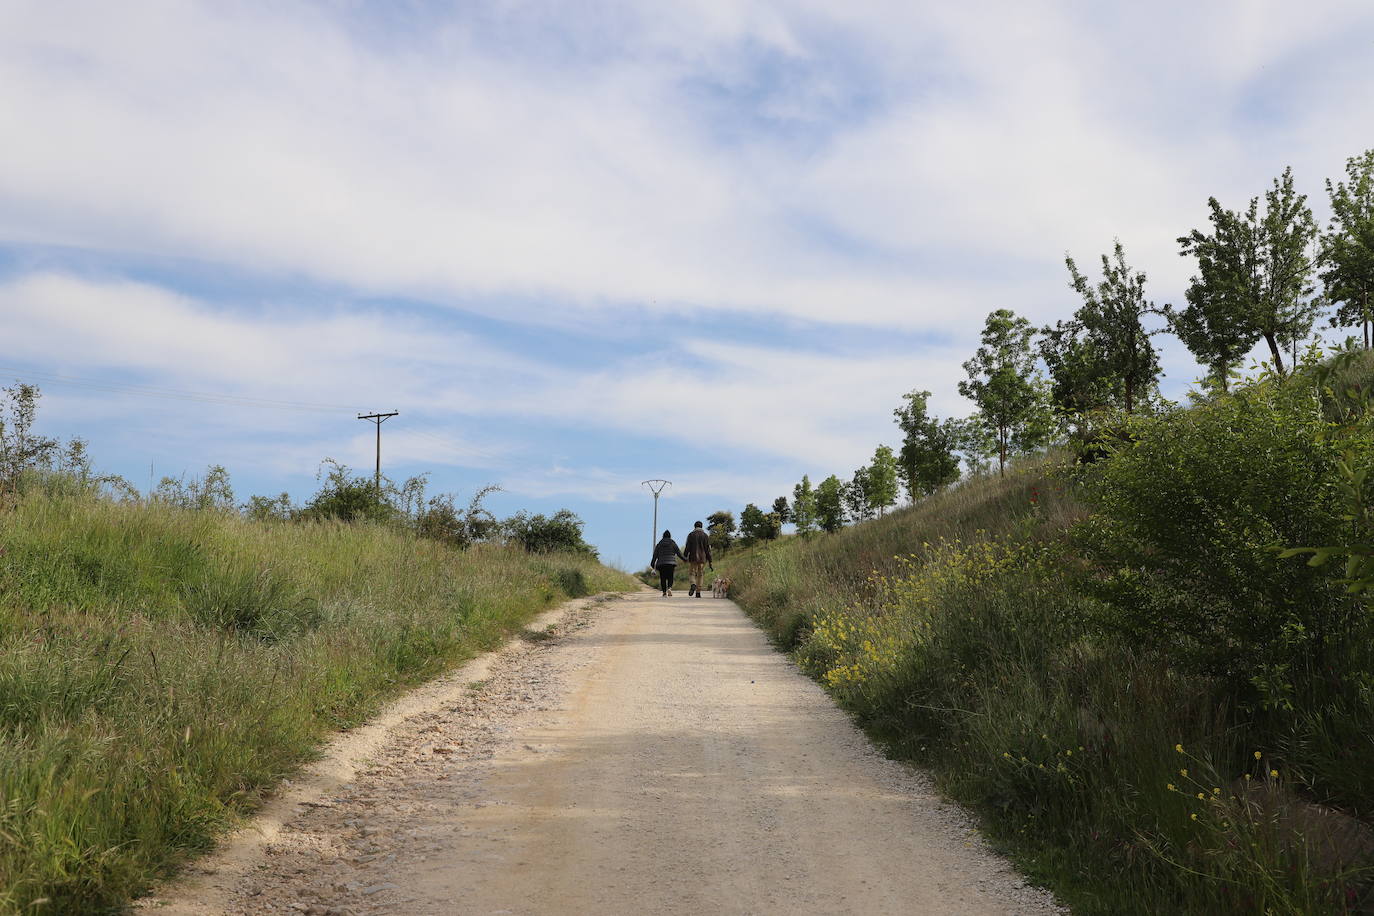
[145,590,1063,915]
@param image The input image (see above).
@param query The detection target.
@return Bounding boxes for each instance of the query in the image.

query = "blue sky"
[4,0,1374,568]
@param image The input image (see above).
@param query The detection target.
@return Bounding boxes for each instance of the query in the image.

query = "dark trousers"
[658,563,676,592]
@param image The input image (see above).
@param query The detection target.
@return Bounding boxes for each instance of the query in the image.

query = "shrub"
[1072,370,1367,696]
[299,459,396,523]
[502,509,597,557]
[552,566,589,598]
[415,485,501,548]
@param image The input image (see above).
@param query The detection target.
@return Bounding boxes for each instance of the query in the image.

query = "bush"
[415,485,501,549]
[502,509,597,557]
[1073,370,1367,696]
[553,566,589,598]
[299,459,396,523]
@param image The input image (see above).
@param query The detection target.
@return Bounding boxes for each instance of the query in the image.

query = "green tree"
[1321,149,1374,348]
[707,509,736,552]
[946,414,997,475]
[867,445,899,516]
[502,508,597,557]
[771,496,791,524]
[792,474,817,535]
[1038,321,1115,424]
[1061,240,1164,414]
[843,466,872,521]
[741,502,785,543]
[0,383,58,491]
[1168,271,1258,394]
[814,474,845,533]
[958,309,1053,474]
[893,390,961,500]
[1177,166,1319,378]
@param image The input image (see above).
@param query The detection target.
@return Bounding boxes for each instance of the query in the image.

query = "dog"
[710,576,733,599]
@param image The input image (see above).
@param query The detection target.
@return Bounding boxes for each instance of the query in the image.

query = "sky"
[4,0,1374,569]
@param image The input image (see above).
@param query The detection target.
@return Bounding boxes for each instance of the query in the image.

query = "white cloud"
[4,1,1369,338]
[3,270,967,484]
[0,272,535,410]
[475,335,971,474]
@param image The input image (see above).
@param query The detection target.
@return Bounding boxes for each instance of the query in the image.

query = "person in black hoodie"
[651,530,686,596]
[683,520,712,597]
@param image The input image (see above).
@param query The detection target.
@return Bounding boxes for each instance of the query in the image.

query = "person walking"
[651,529,686,596]
[683,520,712,598]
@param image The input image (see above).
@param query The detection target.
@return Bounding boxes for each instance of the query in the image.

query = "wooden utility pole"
[357,411,399,494]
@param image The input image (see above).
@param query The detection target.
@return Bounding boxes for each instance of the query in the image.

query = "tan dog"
[710,576,732,599]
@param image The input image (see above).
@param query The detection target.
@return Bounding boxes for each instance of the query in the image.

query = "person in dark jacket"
[683,520,712,598]
[651,530,686,596]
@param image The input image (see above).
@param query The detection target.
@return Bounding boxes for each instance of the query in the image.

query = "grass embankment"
[0,489,633,914]
[719,365,1374,914]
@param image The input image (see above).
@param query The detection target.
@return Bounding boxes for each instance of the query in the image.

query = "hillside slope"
[719,363,1374,915]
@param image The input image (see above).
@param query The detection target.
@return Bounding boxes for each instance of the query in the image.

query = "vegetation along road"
[144,589,1063,915]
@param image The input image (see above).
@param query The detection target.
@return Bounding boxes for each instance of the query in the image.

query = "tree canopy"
[958,309,1054,474]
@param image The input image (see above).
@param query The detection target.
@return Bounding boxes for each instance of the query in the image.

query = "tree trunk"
[997,428,1007,476]
[1364,290,1370,349]
[1263,331,1286,376]
[1124,376,1135,414]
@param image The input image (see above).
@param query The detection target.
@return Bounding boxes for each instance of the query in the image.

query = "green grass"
[0,488,634,914]
[716,453,1374,915]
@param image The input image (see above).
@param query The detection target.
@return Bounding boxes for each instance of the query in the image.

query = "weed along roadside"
[714,358,1374,915]
[0,479,635,914]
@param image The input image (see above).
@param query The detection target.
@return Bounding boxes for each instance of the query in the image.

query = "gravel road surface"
[143,589,1064,915]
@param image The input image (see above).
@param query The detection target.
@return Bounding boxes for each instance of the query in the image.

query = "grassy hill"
[0,485,633,914]
[717,357,1374,915]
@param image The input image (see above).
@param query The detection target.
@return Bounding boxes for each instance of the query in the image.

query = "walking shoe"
[688,584,696,596]
[667,588,673,597]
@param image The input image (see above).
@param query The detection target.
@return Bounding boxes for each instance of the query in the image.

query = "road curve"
[146,590,1063,915]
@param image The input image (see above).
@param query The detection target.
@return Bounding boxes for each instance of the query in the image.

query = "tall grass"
[719,452,1374,914]
[0,488,632,914]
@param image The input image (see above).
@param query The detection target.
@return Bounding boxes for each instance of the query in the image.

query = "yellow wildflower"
[1190,813,1198,821]
[1167,783,1176,791]
[1253,750,1262,760]
[1175,744,1184,753]
[1270,769,1279,779]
